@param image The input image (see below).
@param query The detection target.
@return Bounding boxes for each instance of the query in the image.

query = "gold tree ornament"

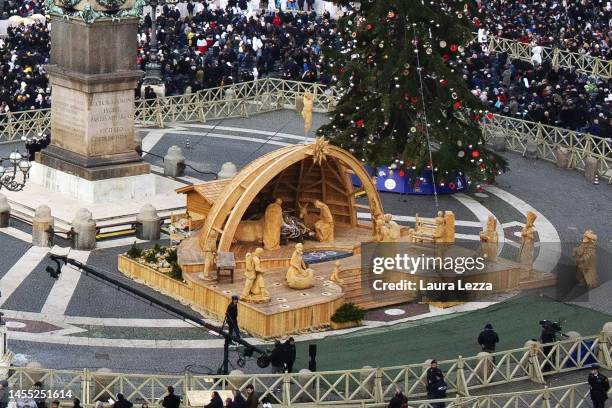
[312,137,330,166]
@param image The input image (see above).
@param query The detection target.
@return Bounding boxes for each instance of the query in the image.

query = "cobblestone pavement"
[0,110,610,376]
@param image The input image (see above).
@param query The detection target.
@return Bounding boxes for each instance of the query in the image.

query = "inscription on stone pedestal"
[88,91,134,155]
[51,86,88,155]
[50,86,136,157]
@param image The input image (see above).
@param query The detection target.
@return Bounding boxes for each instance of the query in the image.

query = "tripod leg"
[223,335,230,375]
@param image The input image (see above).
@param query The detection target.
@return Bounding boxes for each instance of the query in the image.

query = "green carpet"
[294,296,611,371]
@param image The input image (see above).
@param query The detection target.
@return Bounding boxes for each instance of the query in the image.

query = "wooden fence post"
[373,368,384,403]
[455,356,469,397]
[528,343,545,384]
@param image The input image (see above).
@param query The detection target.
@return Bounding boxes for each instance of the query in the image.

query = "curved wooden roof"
[197,141,384,254]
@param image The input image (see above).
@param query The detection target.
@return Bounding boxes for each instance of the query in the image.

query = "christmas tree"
[317,0,507,186]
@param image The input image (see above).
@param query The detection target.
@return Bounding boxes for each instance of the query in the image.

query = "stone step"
[7,198,183,235]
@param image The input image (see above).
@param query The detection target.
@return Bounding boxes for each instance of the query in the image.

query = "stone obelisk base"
[29,162,156,204]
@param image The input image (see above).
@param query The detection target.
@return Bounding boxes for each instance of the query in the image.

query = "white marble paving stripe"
[502,221,525,228]
[0,246,49,307]
[41,250,90,316]
[173,130,292,147]
[141,130,167,156]
[0,227,32,243]
[356,212,483,228]
[485,186,561,273]
[186,124,313,143]
[62,316,193,327]
[452,193,505,253]
[96,237,149,250]
[454,233,481,241]
[1,309,190,328]
[7,331,265,348]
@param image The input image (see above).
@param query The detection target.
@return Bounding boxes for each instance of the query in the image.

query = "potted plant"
[330,303,365,330]
[126,242,142,260]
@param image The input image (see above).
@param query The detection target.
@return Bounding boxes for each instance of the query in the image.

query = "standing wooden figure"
[242,248,271,303]
[314,199,334,242]
[519,211,537,275]
[573,230,599,289]
[480,216,499,262]
[263,198,283,250]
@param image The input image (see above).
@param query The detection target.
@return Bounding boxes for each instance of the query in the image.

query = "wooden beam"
[295,159,305,210]
[349,187,365,197]
[279,181,298,192]
[302,179,322,191]
[326,180,346,196]
[321,162,327,202]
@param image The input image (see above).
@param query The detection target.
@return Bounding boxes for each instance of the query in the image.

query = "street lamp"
[0,151,31,192]
[142,0,164,87]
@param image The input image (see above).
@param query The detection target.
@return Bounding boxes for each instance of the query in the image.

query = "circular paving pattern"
[6,321,27,329]
[384,309,406,316]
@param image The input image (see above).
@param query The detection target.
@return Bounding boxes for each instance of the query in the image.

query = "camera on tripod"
[539,320,567,342]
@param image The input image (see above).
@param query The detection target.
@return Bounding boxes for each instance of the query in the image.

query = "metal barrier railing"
[481,114,612,182]
[485,35,612,79]
[0,78,608,182]
[2,333,611,405]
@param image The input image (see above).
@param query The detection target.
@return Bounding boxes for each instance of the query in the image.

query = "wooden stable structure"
[171,140,400,337]
[116,140,556,338]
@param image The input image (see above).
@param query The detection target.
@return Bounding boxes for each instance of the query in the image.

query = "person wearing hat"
[478,323,500,355]
[589,364,609,408]
[225,294,241,341]
[426,360,446,407]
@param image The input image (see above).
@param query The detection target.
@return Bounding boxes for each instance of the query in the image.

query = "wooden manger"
[116,139,557,338]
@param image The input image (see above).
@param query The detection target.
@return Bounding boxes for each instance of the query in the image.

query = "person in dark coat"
[33,381,46,408]
[0,380,9,408]
[426,360,446,408]
[477,323,500,353]
[113,394,133,408]
[387,390,407,408]
[283,337,296,373]
[204,392,223,408]
[73,399,82,408]
[229,391,246,408]
[162,386,180,408]
[244,385,258,408]
[588,364,610,408]
[270,340,285,373]
[225,295,241,340]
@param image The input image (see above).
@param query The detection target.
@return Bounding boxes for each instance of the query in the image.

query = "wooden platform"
[184,261,346,338]
[135,224,560,338]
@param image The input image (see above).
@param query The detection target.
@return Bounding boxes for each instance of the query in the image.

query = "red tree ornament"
[450,44,458,52]
[471,150,480,159]
[453,100,462,109]
[439,79,448,87]
[486,112,494,120]
[356,119,364,127]
[442,54,450,62]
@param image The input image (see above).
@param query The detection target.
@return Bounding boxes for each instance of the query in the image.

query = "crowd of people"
[471,0,612,59]
[0,20,50,113]
[460,42,612,137]
[1,0,44,19]
[135,1,338,96]
[0,0,609,139]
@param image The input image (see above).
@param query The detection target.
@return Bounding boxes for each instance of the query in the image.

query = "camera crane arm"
[46,254,269,373]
